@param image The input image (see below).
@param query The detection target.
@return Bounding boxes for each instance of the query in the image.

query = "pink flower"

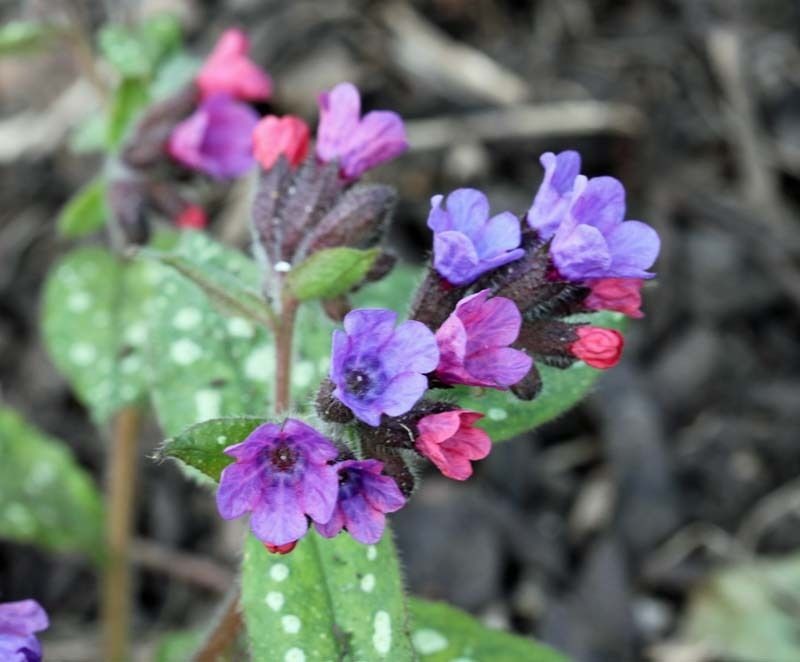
[253,115,310,170]
[584,278,644,318]
[570,326,624,369]
[196,29,272,102]
[168,94,258,180]
[315,82,407,181]
[176,204,207,229]
[415,410,491,480]
[434,289,532,389]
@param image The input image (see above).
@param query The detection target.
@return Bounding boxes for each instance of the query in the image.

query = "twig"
[102,406,141,662]
[405,101,645,152]
[130,539,233,594]
[378,2,529,105]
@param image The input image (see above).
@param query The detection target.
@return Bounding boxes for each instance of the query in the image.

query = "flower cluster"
[208,35,658,552]
[0,599,48,662]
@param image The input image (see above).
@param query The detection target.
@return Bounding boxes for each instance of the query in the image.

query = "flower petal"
[569,176,626,234]
[0,600,48,634]
[551,223,612,281]
[455,290,522,349]
[432,231,481,285]
[361,472,405,513]
[250,480,308,546]
[340,110,407,180]
[300,464,338,524]
[216,461,264,519]
[382,320,439,375]
[605,220,660,278]
[472,211,522,257]
[379,372,428,418]
[465,346,532,388]
[341,494,386,544]
[316,82,361,163]
[526,151,582,239]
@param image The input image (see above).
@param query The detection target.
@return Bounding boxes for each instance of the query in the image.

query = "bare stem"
[102,406,140,662]
[192,588,243,662]
[274,296,299,415]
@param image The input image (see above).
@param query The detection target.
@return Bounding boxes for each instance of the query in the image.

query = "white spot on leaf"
[245,345,274,381]
[412,629,448,655]
[373,610,392,655]
[284,649,305,662]
[367,545,377,561]
[173,307,202,330]
[361,573,376,593]
[67,292,91,312]
[69,343,96,366]
[274,261,291,272]
[281,614,301,634]
[265,591,284,611]
[487,407,508,421]
[227,316,254,338]
[170,339,202,365]
[270,563,289,582]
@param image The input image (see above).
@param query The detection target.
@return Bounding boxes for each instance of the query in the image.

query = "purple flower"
[216,419,339,547]
[526,151,660,281]
[316,82,408,181]
[331,309,439,426]
[168,93,258,180]
[0,600,48,662]
[428,189,525,286]
[315,460,405,544]
[435,289,532,389]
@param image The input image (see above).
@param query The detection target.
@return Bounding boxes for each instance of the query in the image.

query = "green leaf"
[139,14,182,66]
[681,553,800,662]
[150,53,200,100]
[0,21,53,56]
[57,177,107,238]
[449,311,627,441]
[98,25,152,78]
[408,598,568,661]
[0,407,103,556]
[160,416,265,482]
[143,249,274,329]
[42,246,154,423]
[287,247,380,301]
[242,529,414,661]
[107,77,150,147]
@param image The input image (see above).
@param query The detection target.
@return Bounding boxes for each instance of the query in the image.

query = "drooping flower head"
[216,419,339,547]
[570,326,624,369]
[316,82,408,181]
[435,289,532,389]
[168,94,259,180]
[330,309,439,426]
[527,151,660,282]
[0,599,48,662]
[428,189,525,286]
[253,115,310,171]
[584,278,644,318]
[415,410,491,480]
[196,29,272,101]
[316,459,405,544]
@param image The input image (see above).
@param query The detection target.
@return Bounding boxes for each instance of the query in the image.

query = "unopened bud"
[264,540,297,554]
[315,379,354,424]
[570,326,624,369]
[253,115,310,171]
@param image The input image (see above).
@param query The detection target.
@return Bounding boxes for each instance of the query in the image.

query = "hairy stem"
[102,406,140,662]
[274,296,299,415]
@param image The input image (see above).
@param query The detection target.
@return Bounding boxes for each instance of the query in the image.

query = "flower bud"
[264,541,297,554]
[316,378,354,424]
[176,204,207,230]
[584,278,644,318]
[253,115,310,171]
[570,326,624,369]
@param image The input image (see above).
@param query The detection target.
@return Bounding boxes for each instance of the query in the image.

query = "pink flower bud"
[176,204,207,230]
[264,541,297,555]
[252,115,310,170]
[585,278,644,318]
[570,326,624,369]
[196,29,272,102]
[415,410,491,481]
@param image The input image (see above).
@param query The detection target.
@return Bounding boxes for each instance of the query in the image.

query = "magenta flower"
[315,460,405,544]
[435,289,532,389]
[526,151,660,282]
[216,419,339,547]
[168,94,258,180]
[584,278,644,318]
[316,82,408,181]
[330,309,439,426]
[415,410,491,480]
[196,29,272,102]
[0,599,48,662]
[428,189,525,286]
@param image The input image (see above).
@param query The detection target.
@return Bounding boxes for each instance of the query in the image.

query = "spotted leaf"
[241,529,414,661]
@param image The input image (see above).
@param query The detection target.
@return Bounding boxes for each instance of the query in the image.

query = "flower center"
[269,443,298,472]
[345,369,371,396]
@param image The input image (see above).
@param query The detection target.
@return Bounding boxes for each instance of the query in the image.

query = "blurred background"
[2,0,800,660]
